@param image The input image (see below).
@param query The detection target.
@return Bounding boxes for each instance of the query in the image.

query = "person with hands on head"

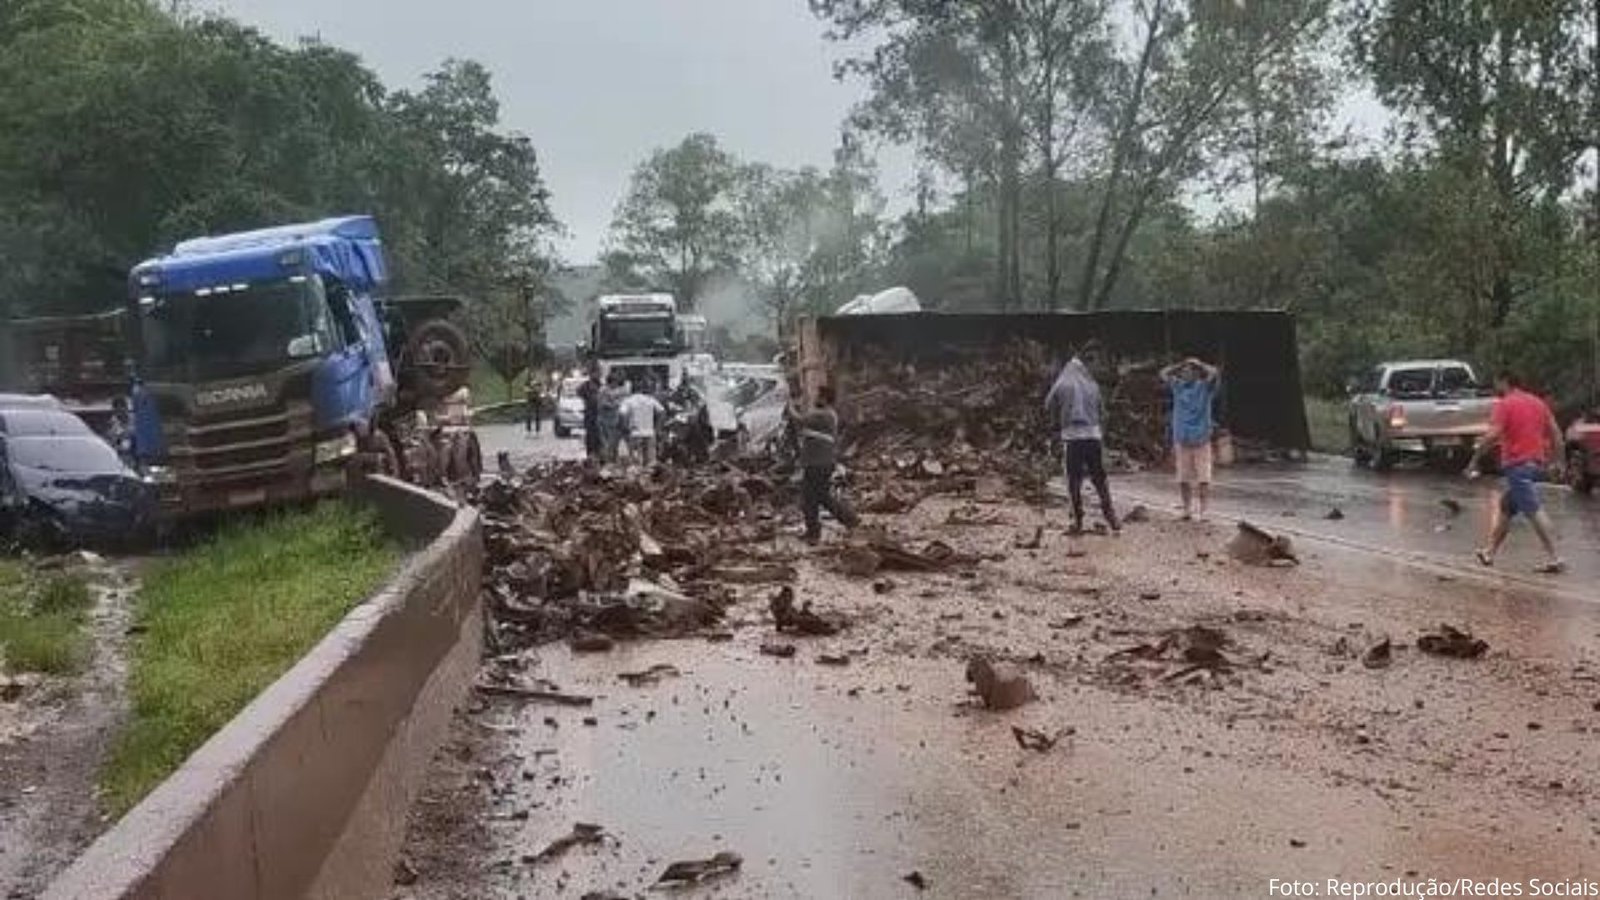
[1467,370,1565,574]
[1160,356,1221,521]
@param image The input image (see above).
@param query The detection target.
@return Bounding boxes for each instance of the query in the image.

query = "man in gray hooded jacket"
[1045,353,1121,535]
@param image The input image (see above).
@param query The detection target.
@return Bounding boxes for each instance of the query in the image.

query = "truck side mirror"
[1344,378,1360,396]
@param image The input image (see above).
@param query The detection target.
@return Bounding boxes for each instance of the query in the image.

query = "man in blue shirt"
[1160,357,1220,520]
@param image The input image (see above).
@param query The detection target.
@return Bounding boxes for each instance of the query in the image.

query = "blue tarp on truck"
[132,215,388,293]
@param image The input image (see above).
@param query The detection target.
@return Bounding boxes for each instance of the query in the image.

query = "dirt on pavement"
[395,487,1600,899]
[0,558,136,899]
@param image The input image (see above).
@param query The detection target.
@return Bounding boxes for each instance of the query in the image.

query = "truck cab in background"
[591,293,684,390]
[676,313,717,381]
[126,215,474,519]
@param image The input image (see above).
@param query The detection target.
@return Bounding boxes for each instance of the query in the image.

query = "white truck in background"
[591,293,683,390]
[676,313,717,381]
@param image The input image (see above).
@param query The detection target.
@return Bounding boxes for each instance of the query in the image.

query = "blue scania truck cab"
[127,215,471,518]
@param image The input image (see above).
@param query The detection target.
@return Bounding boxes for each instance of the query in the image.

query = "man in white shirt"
[620,380,665,467]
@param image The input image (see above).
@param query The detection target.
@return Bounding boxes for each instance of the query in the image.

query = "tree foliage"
[604,133,744,311]
[814,0,1600,408]
[0,0,560,379]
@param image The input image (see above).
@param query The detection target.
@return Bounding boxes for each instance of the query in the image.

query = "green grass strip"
[100,502,399,817]
[1,562,94,676]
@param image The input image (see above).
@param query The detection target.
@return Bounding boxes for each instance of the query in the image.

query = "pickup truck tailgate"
[1399,397,1492,434]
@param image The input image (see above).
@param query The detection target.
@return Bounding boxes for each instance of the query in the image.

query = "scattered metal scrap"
[476,462,795,650]
[655,851,744,886]
[474,682,595,707]
[1227,522,1299,566]
[524,822,606,865]
[966,658,1036,710]
[770,586,843,636]
[1417,624,1488,659]
[617,664,681,686]
[1011,725,1070,752]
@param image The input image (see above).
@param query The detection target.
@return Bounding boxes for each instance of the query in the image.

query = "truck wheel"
[1568,449,1593,496]
[404,319,471,400]
[458,432,483,482]
[363,430,400,477]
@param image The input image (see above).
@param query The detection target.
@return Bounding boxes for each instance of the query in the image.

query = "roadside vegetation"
[1303,396,1352,456]
[0,561,94,676]
[100,503,400,817]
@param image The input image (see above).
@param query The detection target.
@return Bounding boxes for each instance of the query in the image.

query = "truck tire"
[456,431,483,482]
[363,430,400,477]
[1568,449,1593,496]
[404,319,471,401]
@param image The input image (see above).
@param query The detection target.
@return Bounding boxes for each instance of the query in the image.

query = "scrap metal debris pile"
[474,462,797,649]
[837,341,1172,483]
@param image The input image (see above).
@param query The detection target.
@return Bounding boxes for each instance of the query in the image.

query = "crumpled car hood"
[12,467,154,535]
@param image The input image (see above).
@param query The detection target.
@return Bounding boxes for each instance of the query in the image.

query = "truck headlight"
[143,465,177,485]
[314,433,358,465]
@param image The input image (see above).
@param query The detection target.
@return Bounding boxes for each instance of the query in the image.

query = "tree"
[463,253,572,399]
[738,142,885,333]
[816,0,1042,309]
[382,60,558,298]
[0,4,558,329]
[1078,0,1332,310]
[605,133,745,310]
[1353,0,1592,327]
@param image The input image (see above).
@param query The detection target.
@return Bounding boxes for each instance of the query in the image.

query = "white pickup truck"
[1348,360,1496,471]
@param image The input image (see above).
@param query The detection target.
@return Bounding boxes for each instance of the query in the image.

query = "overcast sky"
[201,0,910,265]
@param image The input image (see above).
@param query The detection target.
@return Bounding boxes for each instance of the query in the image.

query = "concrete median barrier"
[42,476,484,900]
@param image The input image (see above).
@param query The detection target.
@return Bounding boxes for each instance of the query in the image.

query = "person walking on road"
[598,371,628,463]
[1045,351,1120,535]
[1468,371,1566,574]
[789,384,859,544]
[621,379,665,467]
[1160,356,1221,520]
[524,371,546,435]
[579,362,603,460]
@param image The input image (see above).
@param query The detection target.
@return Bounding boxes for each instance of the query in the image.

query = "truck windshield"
[137,277,334,381]
[598,316,676,353]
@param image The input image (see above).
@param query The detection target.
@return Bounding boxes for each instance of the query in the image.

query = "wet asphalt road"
[432,427,1600,898]
[476,422,585,471]
[1116,455,1600,600]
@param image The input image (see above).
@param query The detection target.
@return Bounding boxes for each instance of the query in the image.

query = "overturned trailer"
[795,310,1312,459]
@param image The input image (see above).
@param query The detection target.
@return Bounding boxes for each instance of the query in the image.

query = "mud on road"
[397,488,1600,899]
[0,557,135,899]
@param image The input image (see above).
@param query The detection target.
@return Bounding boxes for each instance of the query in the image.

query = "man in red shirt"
[1468,371,1566,573]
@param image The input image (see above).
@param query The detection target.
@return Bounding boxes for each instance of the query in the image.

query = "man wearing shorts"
[1161,357,1220,520]
[1468,371,1566,574]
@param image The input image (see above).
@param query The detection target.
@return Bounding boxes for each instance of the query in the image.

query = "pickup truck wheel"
[1350,425,1371,467]
[1568,449,1593,496]
[554,424,571,439]
[1372,444,1396,472]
